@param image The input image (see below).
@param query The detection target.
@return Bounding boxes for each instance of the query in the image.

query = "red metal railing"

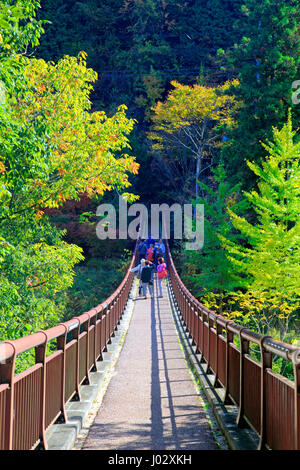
[0,248,137,450]
[165,241,300,450]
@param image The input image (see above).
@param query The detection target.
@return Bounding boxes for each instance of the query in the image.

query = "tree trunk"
[195,149,202,201]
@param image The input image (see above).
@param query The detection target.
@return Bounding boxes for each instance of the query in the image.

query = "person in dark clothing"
[140,260,154,298]
[137,239,147,264]
[153,242,163,269]
[146,236,155,248]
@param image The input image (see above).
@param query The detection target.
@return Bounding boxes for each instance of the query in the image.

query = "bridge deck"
[81,276,220,451]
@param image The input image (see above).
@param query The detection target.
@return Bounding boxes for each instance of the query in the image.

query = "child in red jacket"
[157,257,168,297]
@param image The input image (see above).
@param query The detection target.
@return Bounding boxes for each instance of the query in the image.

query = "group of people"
[136,238,165,266]
[131,238,168,299]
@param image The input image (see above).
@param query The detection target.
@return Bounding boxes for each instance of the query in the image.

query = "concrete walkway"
[81,276,220,451]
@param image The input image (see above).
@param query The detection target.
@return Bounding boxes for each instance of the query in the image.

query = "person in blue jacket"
[137,239,147,264]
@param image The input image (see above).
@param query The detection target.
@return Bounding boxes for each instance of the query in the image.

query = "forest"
[0,0,299,376]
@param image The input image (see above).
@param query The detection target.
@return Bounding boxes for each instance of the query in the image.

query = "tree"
[180,164,249,314]
[218,0,300,189]
[0,52,139,221]
[225,114,300,341]
[36,0,245,113]
[0,0,45,52]
[35,0,246,205]
[0,4,139,342]
[148,79,239,203]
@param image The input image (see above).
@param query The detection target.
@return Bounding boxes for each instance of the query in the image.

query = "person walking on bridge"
[146,235,155,248]
[140,260,154,299]
[147,244,154,263]
[153,242,163,270]
[157,257,168,298]
[159,239,166,256]
[130,258,146,297]
[137,239,147,265]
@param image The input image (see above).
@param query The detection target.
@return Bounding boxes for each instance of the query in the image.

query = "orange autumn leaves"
[13,52,139,210]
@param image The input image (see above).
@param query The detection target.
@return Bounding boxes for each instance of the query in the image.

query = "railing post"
[180,286,186,326]
[207,314,213,374]
[292,350,300,450]
[84,315,91,385]
[182,291,186,326]
[258,335,272,450]
[181,289,185,322]
[35,331,48,450]
[98,305,105,361]
[56,324,68,423]
[178,285,182,316]
[165,240,300,450]
[1,341,16,450]
[114,298,118,331]
[72,319,81,401]
[223,320,234,405]
[213,318,223,388]
[114,294,119,328]
[87,309,97,373]
[200,309,205,363]
[109,301,114,338]
[195,306,201,355]
[73,315,90,387]
[191,302,196,348]
[236,327,249,428]
[102,304,109,351]
[117,290,121,325]
[191,303,196,345]
[107,303,113,344]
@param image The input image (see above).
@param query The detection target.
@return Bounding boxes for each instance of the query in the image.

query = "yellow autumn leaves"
[150,79,239,138]
[10,52,139,210]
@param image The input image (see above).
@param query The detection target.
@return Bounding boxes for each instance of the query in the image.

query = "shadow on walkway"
[82,278,219,450]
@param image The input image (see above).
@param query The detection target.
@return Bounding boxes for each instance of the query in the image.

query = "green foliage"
[148,79,240,202]
[225,115,300,341]
[57,254,131,320]
[36,0,245,203]
[1,0,299,366]
[36,0,244,111]
[0,0,45,52]
[176,114,300,354]
[218,0,300,189]
[180,164,249,313]
[0,2,139,346]
[0,217,84,342]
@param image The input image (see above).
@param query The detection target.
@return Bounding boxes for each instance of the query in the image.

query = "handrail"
[166,241,300,361]
[165,240,300,450]
[0,240,138,450]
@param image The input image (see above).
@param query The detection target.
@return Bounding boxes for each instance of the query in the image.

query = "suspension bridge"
[0,240,299,451]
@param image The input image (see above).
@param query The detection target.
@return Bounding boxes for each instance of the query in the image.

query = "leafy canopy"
[149,79,239,146]
[0,2,140,343]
